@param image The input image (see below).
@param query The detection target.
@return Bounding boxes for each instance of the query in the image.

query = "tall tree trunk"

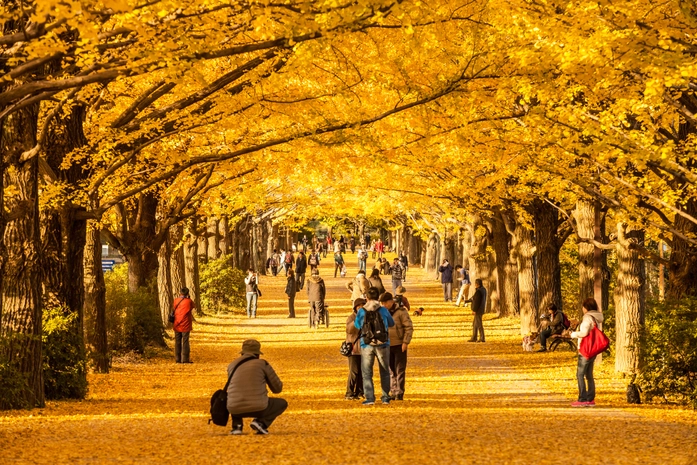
[490,215,511,316]
[41,102,90,400]
[468,217,492,304]
[515,223,537,334]
[251,221,264,274]
[534,200,563,312]
[1,104,44,408]
[207,217,219,260]
[197,235,208,265]
[594,203,610,312]
[614,224,646,374]
[426,232,439,273]
[170,224,186,294]
[84,222,108,373]
[219,216,229,256]
[120,193,160,293]
[157,233,173,327]
[185,220,202,315]
[266,218,274,261]
[667,198,697,299]
[576,199,595,319]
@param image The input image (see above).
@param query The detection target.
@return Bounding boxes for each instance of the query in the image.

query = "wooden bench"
[547,322,579,352]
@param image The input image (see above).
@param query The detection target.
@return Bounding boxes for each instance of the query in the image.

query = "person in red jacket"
[173,287,196,363]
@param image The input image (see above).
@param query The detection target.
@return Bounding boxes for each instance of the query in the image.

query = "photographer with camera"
[438,259,454,302]
[244,268,261,318]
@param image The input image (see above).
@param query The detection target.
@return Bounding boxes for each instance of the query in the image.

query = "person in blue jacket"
[354,287,395,405]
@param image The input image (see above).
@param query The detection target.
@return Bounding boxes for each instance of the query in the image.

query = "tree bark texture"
[614,224,646,374]
[41,102,89,399]
[533,200,563,312]
[184,219,202,315]
[207,217,219,260]
[576,200,596,319]
[84,222,108,373]
[169,224,186,294]
[0,104,44,408]
[514,223,538,334]
[426,232,438,273]
[157,233,173,327]
[667,198,697,299]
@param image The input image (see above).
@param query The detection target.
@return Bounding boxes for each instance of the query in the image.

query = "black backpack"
[361,309,388,346]
[209,357,255,426]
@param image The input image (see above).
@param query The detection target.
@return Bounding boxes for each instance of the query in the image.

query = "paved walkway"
[2,256,696,464]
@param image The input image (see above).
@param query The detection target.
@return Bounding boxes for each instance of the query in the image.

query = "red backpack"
[561,312,571,330]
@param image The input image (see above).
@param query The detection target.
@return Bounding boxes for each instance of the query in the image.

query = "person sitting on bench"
[537,304,564,352]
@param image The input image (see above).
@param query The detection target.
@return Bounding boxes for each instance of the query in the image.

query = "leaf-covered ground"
[2,258,696,464]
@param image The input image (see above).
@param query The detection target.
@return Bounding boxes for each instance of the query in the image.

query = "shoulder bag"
[168,297,186,324]
[340,334,361,356]
[579,316,610,359]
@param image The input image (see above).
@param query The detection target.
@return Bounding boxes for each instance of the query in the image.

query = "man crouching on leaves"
[227,339,287,435]
[354,287,395,406]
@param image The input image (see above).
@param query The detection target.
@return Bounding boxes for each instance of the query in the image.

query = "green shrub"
[199,257,246,314]
[638,298,697,408]
[0,336,30,410]
[42,305,87,400]
[104,264,164,355]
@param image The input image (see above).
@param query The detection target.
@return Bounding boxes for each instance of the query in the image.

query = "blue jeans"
[246,292,258,318]
[359,259,366,273]
[577,354,597,401]
[360,345,391,402]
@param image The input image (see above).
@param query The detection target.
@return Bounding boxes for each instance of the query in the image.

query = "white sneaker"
[250,420,268,435]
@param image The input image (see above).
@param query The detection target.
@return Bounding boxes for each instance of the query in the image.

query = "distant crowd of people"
[168,232,603,436]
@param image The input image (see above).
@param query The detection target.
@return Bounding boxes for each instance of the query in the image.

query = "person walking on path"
[379,292,413,401]
[569,298,604,407]
[295,252,307,290]
[173,287,195,363]
[390,257,405,296]
[283,250,294,276]
[454,265,471,307]
[368,268,386,295]
[346,271,370,306]
[466,279,487,342]
[537,304,564,352]
[354,287,395,405]
[399,251,409,282]
[375,238,385,259]
[308,249,321,271]
[357,247,368,273]
[438,259,454,302]
[301,235,308,253]
[334,250,345,278]
[307,269,326,328]
[244,268,260,318]
[270,250,279,277]
[227,339,287,435]
[345,298,366,400]
[285,269,297,318]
